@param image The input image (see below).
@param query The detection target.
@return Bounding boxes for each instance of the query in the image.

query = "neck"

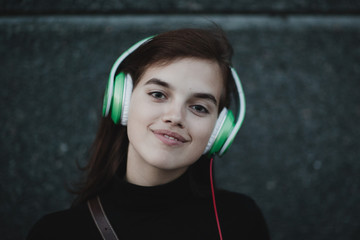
[126,146,188,186]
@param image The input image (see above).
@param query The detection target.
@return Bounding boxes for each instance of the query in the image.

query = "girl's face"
[126,58,224,185]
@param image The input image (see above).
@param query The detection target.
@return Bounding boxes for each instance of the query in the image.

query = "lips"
[152,129,188,145]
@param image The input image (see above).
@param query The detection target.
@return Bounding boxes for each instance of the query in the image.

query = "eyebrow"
[145,78,171,88]
[144,78,218,106]
[193,93,218,106]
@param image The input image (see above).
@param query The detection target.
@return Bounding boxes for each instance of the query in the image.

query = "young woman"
[27,27,270,240]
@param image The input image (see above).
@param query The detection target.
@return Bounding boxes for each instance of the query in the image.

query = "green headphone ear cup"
[111,72,126,124]
[208,110,235,155]
[102,78,111,117]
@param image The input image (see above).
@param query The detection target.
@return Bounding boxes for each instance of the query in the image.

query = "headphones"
[102,36,246,157]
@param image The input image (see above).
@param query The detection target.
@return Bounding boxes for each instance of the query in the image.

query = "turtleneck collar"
[102,170,195,210]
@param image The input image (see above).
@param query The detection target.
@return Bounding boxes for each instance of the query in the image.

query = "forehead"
[138,58,224,100]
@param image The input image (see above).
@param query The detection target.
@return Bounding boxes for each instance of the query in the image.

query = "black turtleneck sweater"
[27,172,270,240]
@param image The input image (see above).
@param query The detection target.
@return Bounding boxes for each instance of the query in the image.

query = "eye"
[149,91,166,100]
[190,105,209,114]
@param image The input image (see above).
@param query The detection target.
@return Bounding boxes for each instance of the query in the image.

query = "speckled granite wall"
[1,2,360,240]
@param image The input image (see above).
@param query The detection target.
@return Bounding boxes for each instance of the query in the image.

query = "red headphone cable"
[210,157,223,240]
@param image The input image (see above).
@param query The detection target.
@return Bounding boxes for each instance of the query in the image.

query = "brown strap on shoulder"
[87,196,119,240]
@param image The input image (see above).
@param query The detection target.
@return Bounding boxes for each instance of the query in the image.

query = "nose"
[161,102,185,128]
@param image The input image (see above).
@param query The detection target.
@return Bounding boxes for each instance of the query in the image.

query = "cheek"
[190,118,216,146]
[128,92,154,122]
[127,96,150,137]
[128,105,152,125]
[127,93,161,141]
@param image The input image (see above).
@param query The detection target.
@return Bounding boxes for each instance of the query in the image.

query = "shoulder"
[26,203,100,240]
[215,189,263,219]
[216,189,255,205]
[215,189,270,239]
[215,189,262,215]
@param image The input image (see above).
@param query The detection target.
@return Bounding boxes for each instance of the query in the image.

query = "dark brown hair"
[72,27,235,205]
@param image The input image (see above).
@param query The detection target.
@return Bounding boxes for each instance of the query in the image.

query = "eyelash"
[149,91,166,100]
[148,91,210,115]
[190,105,209,114]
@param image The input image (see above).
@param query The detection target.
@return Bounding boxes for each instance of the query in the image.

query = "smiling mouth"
[152,129,188,145]
[163,134,179,141]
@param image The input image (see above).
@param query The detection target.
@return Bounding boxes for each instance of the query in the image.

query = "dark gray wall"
[2,0,360,13]
[1,1,359,240]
